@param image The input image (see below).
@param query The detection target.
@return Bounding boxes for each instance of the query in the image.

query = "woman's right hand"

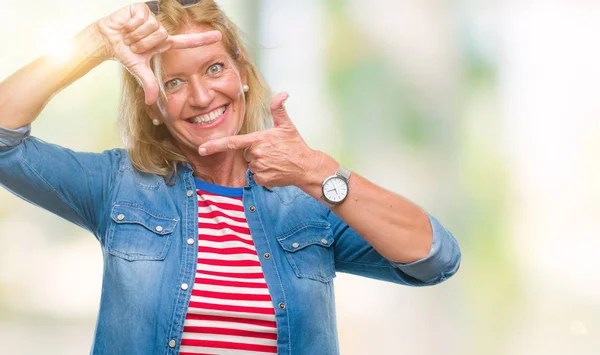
[95,3,221,105]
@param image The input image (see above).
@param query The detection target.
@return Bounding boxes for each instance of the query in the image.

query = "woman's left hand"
[198,92,323,188]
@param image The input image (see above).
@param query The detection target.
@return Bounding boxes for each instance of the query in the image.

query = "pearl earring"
[243,85,249,93]
[152,119,160,126]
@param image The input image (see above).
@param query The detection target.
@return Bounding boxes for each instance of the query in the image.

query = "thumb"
[270,92,291,127]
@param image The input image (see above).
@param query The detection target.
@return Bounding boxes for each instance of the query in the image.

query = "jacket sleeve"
[0,125,120,239]
[329,209,461,286]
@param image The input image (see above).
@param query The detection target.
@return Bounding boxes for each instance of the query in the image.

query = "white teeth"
[189,106,226,124]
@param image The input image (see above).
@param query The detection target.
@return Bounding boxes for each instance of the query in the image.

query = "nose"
[188,76,214,108]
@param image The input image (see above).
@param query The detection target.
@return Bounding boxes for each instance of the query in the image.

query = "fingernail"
[123,38,131,46]
[199,147,207,155]
[130,44,137,52]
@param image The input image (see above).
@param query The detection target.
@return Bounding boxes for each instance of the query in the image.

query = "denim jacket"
[0,125,461,355]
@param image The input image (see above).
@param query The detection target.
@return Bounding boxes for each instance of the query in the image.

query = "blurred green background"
[1,0,598,354]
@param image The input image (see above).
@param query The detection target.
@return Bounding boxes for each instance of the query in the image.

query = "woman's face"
[158,24,247,155]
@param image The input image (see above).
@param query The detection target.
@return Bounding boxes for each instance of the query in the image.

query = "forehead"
[161,23,231,74]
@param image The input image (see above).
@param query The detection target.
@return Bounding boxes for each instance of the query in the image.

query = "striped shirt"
[179,179,278,355]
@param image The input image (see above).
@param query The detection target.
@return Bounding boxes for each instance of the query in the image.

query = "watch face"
[323,176,348,203]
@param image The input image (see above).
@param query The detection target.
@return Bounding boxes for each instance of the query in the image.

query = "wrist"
[296,151,339,200]
[83,22,113,62]
[46,23,111,67]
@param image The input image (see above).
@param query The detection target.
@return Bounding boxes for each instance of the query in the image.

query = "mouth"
[186,105,228,125]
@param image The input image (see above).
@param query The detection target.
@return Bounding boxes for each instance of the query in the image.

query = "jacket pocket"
[276,222,336,283]
[106,204,179,261]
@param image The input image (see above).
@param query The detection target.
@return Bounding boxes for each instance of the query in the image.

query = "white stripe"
[198,228,252,240]
[197,264,264,274]
[198,252,259,262]
[189,295,274,309]
[188,308,276,322]
[193,283,270,295]
[198,215,249,228]
[196,272,266,283]
[198,193,244,206]
[198,240,257,251]
[182,319,277,332]
[179,345,275,355]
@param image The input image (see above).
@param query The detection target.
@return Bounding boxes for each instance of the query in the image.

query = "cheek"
[215,71,244,97]
[164,95,186,119]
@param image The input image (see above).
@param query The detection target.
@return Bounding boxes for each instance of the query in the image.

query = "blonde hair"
[119,0,272,183]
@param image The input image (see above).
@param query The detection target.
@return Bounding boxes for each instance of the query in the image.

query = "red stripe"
[183,326,277,340]
[200,234,255,246]
[198,246,258,256]
[198,270,266,279]
[184,313,277,328]
[198,209,247,223]
[180,339,277,353]
[189,302,275,315]
[198,199,245,212]
[192,289,272,301]
[195,277,267,289]
[198,258,261,267]
[198,222,251,234]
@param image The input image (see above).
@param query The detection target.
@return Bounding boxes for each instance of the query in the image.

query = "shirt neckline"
[194,178,244,198]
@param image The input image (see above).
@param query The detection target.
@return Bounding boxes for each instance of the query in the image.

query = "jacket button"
[155,226,163,232]
[264,252,271,259]
[117,214,125,221]
[181,283,189,291]
[249,206,256,212]
[168,340,176,348]
[278,302,286,310]
[187,238,195,245]
[321,238,328,245]
[292,242,300,249]
[186,190,194,197]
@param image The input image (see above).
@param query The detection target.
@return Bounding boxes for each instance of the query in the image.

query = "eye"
[164,78,184,91]
[207,63,224,76]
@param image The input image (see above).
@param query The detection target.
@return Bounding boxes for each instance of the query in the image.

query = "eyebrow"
[163,54,229,80]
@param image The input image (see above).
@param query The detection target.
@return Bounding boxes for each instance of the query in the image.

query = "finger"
[148,41,173,57]
[243,147,252,162]
[248,160,256,174]
[129,27,169,54]
[270,92,291,127]
[169,31,222,50]
[253,173,265,186]
[199,132,263,156]
[132,64,160,105]
[123,4,150,32]
[123,17,160,46]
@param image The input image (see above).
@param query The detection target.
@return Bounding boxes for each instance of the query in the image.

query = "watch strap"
[336,166,351,181]
[318,196,334,208]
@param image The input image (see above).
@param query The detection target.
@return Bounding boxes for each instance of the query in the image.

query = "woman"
[0,0,461,354]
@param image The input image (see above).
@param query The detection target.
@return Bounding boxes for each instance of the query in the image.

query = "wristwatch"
[320,166,351,208]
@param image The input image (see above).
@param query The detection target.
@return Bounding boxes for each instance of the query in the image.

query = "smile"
[187,105,228,125]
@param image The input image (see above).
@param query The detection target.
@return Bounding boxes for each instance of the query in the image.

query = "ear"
[235,52,249,88]
[145,104,162,124]
[144,96,169,124]
[241,68,248,89]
